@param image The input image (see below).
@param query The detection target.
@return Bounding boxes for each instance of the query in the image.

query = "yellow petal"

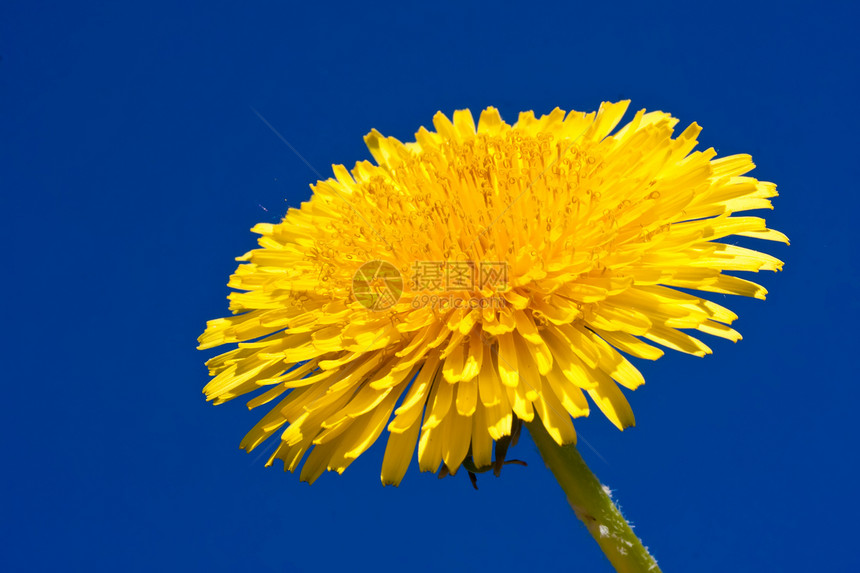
[587,374,635,431]
[455,377,478,417]
[381,411,422,486]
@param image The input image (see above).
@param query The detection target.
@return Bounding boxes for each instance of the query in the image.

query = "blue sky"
[1,1,858,571]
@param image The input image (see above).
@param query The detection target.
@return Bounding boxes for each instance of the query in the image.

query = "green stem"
[525,419,661,573]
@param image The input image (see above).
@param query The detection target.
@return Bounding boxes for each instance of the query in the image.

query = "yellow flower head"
[199,101,786,485]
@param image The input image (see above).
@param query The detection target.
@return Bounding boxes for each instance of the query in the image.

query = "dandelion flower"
[199,101,786,486]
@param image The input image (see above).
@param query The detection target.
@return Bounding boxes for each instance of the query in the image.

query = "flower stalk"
[526,418,660,573]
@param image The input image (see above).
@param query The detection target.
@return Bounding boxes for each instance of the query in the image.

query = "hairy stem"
[526,419,661,573]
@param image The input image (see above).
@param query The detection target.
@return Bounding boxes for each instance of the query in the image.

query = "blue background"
[2,1,857,571]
